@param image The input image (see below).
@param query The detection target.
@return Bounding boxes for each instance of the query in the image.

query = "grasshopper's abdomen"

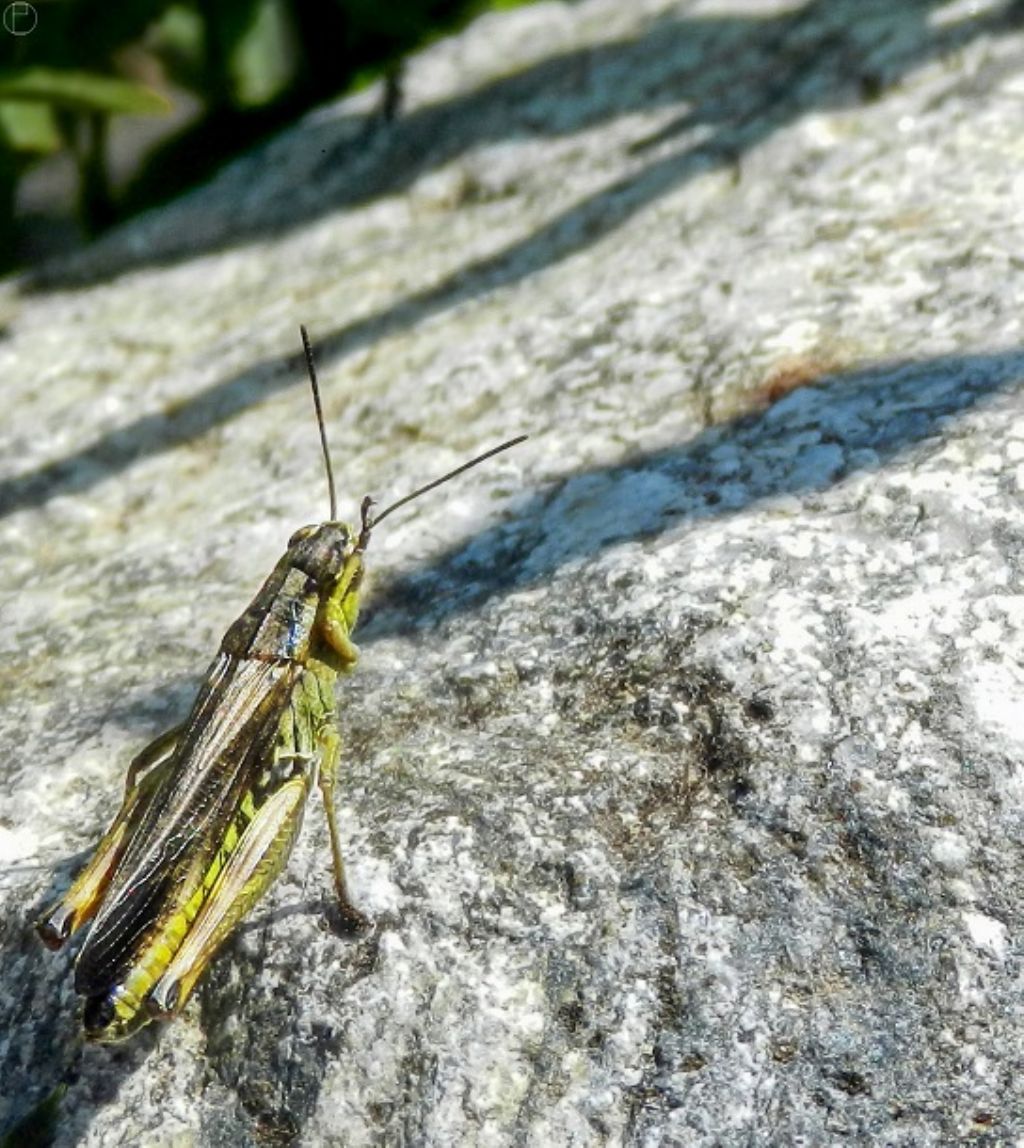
[81,786,267,1041]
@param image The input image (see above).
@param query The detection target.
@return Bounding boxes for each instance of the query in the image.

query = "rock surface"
[3,0,1024,1143]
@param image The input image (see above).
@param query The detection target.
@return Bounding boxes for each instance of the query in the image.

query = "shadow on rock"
[24,0,1016,290]
[361,347,1024,635]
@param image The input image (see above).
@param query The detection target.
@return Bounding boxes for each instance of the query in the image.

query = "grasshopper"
[36,326,526,1042]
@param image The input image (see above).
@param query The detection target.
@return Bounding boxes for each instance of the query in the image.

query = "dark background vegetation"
[0,0,526,272]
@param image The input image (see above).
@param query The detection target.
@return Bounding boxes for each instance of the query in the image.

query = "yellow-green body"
[37,520,367,1042]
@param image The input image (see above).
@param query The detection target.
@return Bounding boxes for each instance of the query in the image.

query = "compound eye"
[288,524,317,547]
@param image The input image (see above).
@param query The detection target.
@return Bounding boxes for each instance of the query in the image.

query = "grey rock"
[2,0,1024,1143]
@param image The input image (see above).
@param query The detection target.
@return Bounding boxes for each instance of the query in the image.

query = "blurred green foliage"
[0,1083,64,1148]
[0,0,526,271]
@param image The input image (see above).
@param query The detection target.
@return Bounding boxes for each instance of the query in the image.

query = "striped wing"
[74,653,300,996]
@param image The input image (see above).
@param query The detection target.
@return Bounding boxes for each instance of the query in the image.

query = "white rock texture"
[3,0,1024,1144]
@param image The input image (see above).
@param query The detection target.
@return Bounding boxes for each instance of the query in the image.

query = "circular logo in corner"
[4,2,38,35]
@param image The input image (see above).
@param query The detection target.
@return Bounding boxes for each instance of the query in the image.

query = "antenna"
[358,435,528,550]
[299,325,338,522]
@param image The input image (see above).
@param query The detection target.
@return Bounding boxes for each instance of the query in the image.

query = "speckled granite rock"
[3,0,1024,1143]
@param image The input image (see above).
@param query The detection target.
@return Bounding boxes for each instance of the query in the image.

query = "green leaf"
[0,100,61,153]
[0,68,171,116]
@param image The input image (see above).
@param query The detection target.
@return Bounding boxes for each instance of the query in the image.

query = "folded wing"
[74,654,299,997]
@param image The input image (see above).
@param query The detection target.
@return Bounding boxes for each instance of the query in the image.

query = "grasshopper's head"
[288,519,364,585]
[287,520,357,573]
[287,512,369,637]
